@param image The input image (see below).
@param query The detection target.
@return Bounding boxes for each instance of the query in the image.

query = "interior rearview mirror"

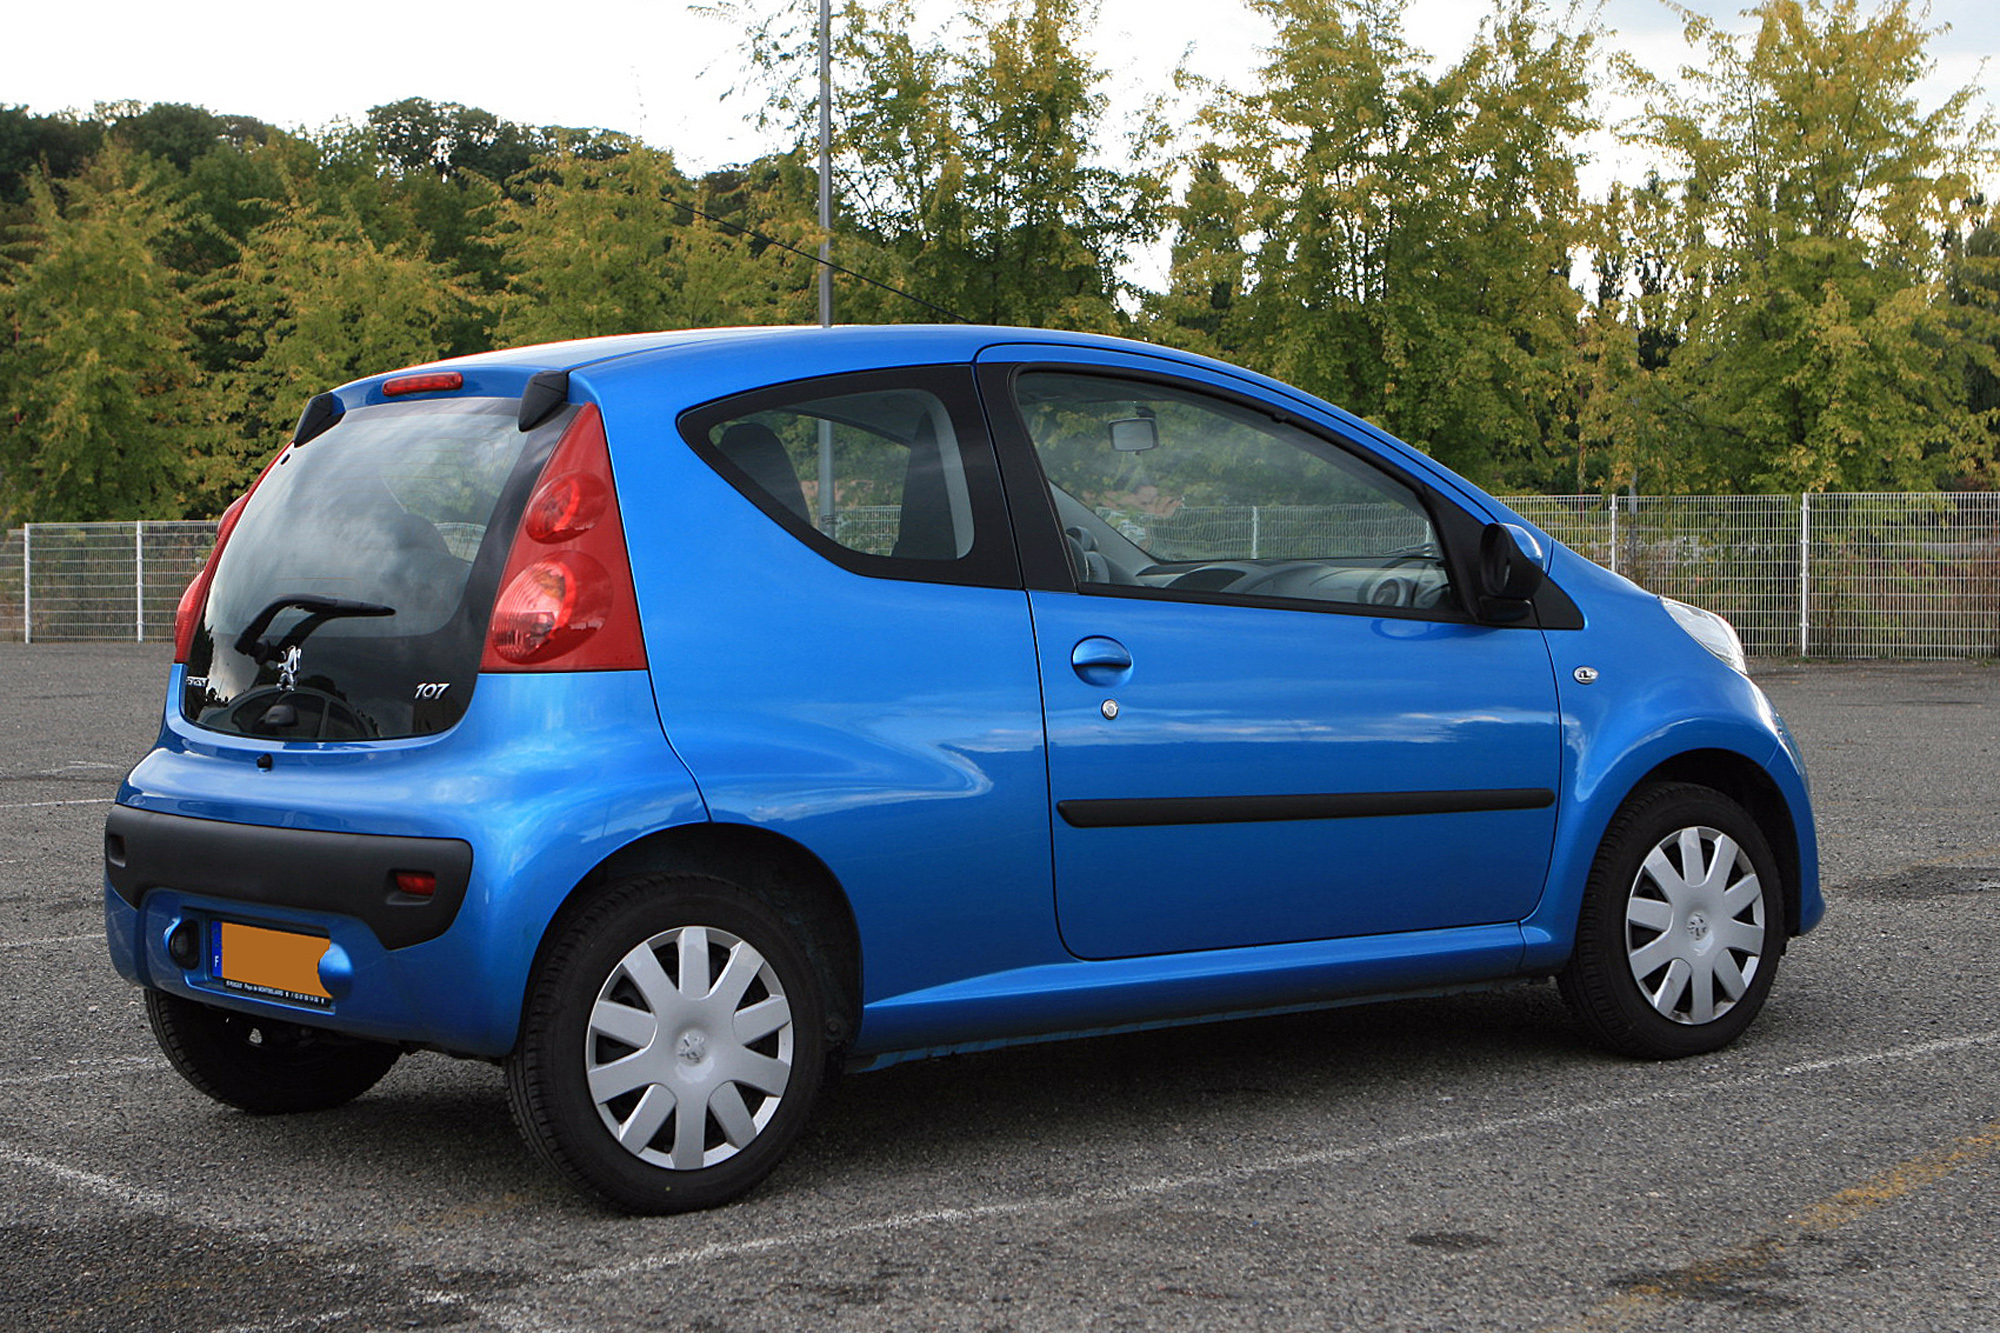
[1108,417,1158,452]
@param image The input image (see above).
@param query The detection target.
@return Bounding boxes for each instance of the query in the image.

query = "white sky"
[8,1,1992,180]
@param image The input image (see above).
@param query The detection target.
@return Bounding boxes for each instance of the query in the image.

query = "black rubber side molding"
[1056,788,1556,829]
[104,805,472,950]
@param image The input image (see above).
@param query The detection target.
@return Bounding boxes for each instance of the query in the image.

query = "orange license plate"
[211,921,332,1008]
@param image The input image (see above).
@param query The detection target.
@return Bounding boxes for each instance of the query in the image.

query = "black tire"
[1558,782,1783,1059]
[146,989,400,1113]
[505,874,829,1214]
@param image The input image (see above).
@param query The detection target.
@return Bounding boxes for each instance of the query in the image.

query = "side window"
[684,369,1013,587]
[1013,371,1456,614]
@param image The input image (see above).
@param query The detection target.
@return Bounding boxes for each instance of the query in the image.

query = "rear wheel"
[506,874,828,1214]
[1559,783,1782,1059]
[146,989,400,1113]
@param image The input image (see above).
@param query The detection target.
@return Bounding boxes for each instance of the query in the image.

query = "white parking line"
[0,797,114,810]
[562,1028,2000,1283]
[0,1055,163,1087]
[4,1026,1995,1313]
[204,1291,470,1333]
[0,932,109,950]
[0,1140,175,1211]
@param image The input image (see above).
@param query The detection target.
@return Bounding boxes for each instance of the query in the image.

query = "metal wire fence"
[1509,493,2000,659]
[3,521,220,644]
[8,495,1999,658]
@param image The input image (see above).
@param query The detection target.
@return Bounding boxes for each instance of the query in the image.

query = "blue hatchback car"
[106,325,1822,1212]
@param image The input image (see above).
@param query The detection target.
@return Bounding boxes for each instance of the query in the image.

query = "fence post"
[135,520,146,643]
[1607,494,1618,575]
[1251,506,1261,560]
[1798,493,1811,658]
[20,524,30,646]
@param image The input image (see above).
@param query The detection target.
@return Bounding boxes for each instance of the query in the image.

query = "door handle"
[1071,636,1132,686]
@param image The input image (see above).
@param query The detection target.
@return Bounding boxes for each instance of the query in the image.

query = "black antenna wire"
[667,198,970,324]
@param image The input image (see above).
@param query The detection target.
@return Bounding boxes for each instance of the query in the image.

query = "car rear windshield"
[182,398,567,741]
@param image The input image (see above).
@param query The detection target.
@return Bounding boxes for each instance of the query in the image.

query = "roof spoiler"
[293,392,344,446]
[519,370,571,431]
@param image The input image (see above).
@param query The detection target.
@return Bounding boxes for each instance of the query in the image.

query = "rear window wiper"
[233,595,396,665]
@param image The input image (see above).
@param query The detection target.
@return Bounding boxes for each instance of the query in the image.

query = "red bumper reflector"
[393,871,437,897]
[383,372,464,396]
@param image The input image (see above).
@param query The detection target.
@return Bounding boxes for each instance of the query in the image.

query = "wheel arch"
[524,822,864,1055]
[1524,727,1816,971]
[1634,748,1804,938]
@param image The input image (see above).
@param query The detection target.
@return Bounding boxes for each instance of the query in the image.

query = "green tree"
[1211,0,1595,487]
[0,106,103,211]
[833,0,1161,328]
[110,102,278,172]
[1577,174,1705,492]
[1943,219,2000,486]
[169,130,298,279]
[200,194,489,509]
[367,98,541,182]
[1143,154,1253,358]
[491,144,816,344]
[726,0,1162,328]
[1621,0,1999,491]
[0,143,200,522]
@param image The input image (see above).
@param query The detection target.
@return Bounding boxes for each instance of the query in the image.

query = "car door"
[639,365,1056,1003]
[976,349,1564,960]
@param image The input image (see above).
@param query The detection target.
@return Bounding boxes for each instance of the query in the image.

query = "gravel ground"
[2,646,1995,1332]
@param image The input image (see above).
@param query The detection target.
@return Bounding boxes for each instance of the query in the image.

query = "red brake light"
[523,472,610,544]
[482,405,646,672]
[382,371,464,397]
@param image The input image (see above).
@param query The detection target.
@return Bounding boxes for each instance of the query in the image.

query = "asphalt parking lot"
[3,644,1996,1332]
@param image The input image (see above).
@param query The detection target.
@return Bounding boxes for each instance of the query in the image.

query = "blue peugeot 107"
[105,325,1822,1212]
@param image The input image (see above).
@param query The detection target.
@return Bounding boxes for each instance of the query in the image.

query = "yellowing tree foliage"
[200,196,488,511]
[1192,0,1595,487]
[1,0,1995,521]
[1599,0,1999,491]
[0,143,199,521]
[493,146,816,344]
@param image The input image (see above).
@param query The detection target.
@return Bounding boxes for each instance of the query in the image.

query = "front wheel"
[146,990,400,1113]
[1559,783,1782,1059]
[505,874,828,1214]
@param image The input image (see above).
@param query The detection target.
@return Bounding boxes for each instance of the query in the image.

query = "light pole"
[815,0,836,535]
[817,0,833,331]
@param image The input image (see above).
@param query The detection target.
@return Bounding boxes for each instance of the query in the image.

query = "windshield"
[182,398,568,740]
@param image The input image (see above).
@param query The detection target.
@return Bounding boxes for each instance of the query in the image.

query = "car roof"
[365,324,1497,521]
[423,324,1212,376]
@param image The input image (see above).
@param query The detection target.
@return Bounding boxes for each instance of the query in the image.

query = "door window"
[1012,372,1455,614]
[684,368,1015,587]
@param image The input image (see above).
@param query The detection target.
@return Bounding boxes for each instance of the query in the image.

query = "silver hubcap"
[1625,825,1766,1025]
[586,925,794,1170]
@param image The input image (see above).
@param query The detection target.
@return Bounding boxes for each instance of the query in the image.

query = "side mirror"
[1108,417,1158,452]
[1477,523,1544,623]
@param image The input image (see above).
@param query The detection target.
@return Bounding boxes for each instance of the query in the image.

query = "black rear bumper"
[104,805,472,950]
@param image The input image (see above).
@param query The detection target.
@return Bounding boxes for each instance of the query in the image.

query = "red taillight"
[481,405,646,672]
[488,552,613,664]
[523,472,610,544]
[173,453,282,663]
[382,371,464,397]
